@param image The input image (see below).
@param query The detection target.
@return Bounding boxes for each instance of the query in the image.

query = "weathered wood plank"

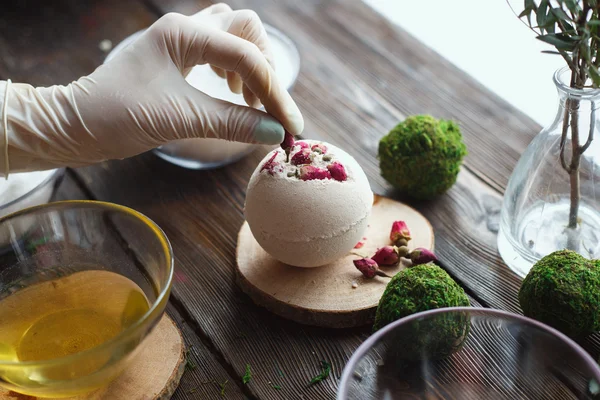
[0,0,155,85]
[168,303,246,400]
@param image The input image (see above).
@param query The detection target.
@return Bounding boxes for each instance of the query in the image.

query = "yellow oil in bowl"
[0,270,150,397]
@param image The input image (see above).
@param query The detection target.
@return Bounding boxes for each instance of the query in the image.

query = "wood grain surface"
[0,0,594,399]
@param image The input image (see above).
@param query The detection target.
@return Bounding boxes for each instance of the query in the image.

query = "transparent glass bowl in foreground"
[0,201,173,398]
[338,307,600,400]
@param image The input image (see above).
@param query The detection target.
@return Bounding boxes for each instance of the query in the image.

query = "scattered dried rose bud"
[390,221,411,245]
[409,248,438,266]
[327,162,348,182]
[291,148,312,166]
[295,141,310,150]
[260,152,280,175]
[353,258,390,279]
[397,246,410,258]
[281,131,295,151]
[299,165,332,181]
[372,246,400,267]
[396,238,409,247]
[311,143,328,154]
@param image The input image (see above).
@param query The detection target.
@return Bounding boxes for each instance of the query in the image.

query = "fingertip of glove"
[253,118,285,145]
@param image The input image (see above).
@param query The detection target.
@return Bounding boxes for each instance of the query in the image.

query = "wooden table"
[3,1,597,399]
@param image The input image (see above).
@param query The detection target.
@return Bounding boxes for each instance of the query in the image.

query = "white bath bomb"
[244,140,373,267]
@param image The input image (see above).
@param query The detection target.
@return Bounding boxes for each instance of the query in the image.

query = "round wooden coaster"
[236,195,435,328]
[0,314,185,400]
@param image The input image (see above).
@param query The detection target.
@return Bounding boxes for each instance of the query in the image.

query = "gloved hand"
[0,3,304,175]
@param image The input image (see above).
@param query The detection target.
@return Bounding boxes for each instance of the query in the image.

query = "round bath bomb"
[374,265,471,361]
[244,140,373,268]
[378,115,467,199]
[519,250,600,338]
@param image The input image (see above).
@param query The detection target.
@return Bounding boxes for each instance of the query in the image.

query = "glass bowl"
[0,201,173,398]
[338,307,600,400]
[106,23,301,170]
[0,169,64,219]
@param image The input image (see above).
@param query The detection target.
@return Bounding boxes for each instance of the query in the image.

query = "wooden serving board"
[0,314,185,400]
[236,195,435,328]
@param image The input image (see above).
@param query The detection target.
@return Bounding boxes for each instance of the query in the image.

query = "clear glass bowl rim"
[0,168,64,213]
[0,200,174,368]
[336,306,600,400]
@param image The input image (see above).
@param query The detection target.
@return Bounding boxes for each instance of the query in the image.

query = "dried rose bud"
[327,162,347,182]
[353,258,391,279]
[295,141,310,150]
[291,148,312,166]
[260,152,279,175]
[299,165,331,181]
[372,246,400,267]
[280,131,295,151]
[311,143,328,154]
[409,248,438,266]
[390,221,411,245]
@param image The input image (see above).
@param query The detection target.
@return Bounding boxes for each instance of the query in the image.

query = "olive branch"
[508,0,600,238]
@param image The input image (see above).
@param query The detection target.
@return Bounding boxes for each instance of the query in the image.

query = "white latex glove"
[0,3,304,175]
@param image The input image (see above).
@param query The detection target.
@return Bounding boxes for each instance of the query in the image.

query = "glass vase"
[498,66,600,278]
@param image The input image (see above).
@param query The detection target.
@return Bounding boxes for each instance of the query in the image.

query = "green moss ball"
[378,115,467,199]
[519,250,600,338]
[374,264,470,331]
[374,265,471,361]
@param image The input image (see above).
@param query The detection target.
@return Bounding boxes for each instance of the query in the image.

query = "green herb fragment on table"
[219,380,228,397]
[519,250,600,338]
[242,364,252,384]
[378,115,467,199]
[271,383,282,390]
[185,347,197,371]
[309,361,332,385]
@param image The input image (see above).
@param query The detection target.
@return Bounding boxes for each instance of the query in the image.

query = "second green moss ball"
[519,250,600,338]
[374,264,470,331]
[378,115,467,199]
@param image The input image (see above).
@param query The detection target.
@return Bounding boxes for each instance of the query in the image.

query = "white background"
[364,0,565,126]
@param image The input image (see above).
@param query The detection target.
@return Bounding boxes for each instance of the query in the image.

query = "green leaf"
[537,0,550,31]
[588,21,600,26]
[589,66,600,87]
[551,7,573,21]
[562,0,581,15]
[525,0,536,10]
[536,33,578,50]
[541,50,562,54]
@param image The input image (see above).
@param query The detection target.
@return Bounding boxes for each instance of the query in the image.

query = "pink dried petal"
[299,165,332,181]
[291,148,313,166]
[327,162,347,182]
[354,241,365,249]
[372,246,400,267]
[409,248,438,266]
[260,152,280,175]
[311,143,328,154]
[280,131,295,151]
[390,221,411,245]
[353,258,378,279]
